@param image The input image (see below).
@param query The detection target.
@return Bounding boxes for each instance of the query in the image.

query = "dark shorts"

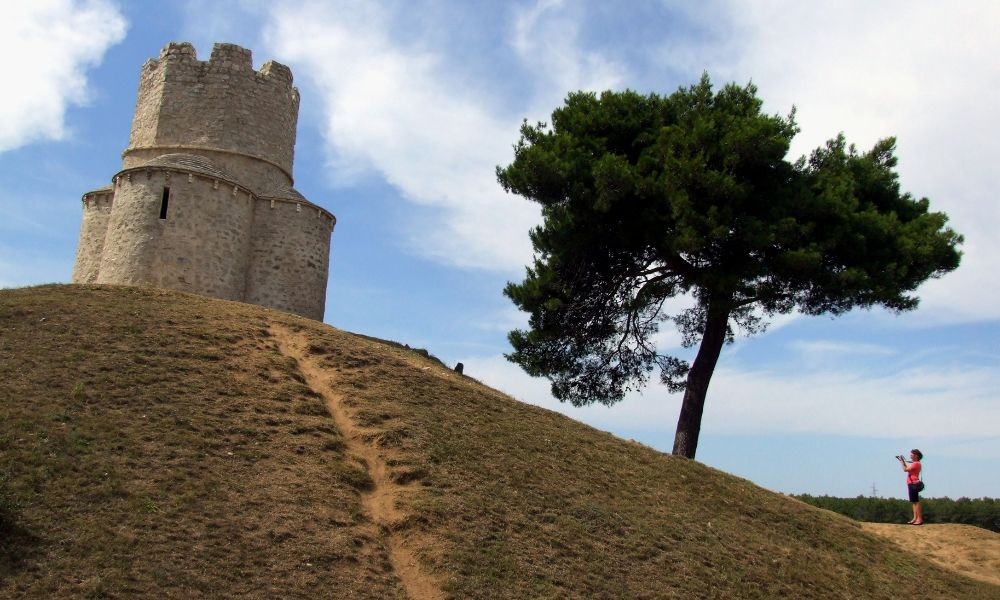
[907,483,921,503]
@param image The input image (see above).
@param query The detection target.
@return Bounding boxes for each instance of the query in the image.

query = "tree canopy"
[497,75,962,458]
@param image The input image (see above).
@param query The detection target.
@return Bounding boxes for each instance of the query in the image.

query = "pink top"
[906,460,922,484]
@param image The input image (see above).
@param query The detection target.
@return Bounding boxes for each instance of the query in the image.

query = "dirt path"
[271,325,445,600]
[863,523,1000,586]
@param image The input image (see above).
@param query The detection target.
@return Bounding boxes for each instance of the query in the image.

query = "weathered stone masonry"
[73,42,335,321]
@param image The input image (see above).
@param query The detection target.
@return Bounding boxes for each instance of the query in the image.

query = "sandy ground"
[862,523,1000,586]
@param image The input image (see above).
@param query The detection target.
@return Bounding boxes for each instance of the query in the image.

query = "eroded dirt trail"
[271,324,445,600]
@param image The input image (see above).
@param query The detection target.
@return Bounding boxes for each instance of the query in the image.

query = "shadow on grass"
[0,520,41,576]
[1,477,39,576]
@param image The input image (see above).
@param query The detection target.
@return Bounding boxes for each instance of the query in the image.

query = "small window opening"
[159,187,170,219]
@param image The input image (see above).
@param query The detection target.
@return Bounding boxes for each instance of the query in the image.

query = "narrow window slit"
[159,187,170,219]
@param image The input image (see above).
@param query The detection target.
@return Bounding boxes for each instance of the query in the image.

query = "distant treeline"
[794,495,999,532]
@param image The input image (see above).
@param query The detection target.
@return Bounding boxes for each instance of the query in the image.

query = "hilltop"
[1,285,996,599]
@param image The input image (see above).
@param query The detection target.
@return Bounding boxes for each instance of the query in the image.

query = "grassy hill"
[1,285,996,599]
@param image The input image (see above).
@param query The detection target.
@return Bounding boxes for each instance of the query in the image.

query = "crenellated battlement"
[159,41,197,61]
[145,42,295,87]
[208,42,253,70]
[260,60,293,85]
[127,42,300,180]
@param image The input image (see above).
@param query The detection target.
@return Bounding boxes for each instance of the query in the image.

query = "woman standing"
[898,449,924,525]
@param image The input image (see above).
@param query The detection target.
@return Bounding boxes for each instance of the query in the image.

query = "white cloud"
[261,0,633,273]
[465,350,1000,457]
[472,306,530,334]
[0,0,126,152]
[656,1,1000,323]
[263,1,541,272]
[789,340,895,358]
[179,0,267,59]
[511,0,626,119]
[464,352,599,413]
[706,364,999,440]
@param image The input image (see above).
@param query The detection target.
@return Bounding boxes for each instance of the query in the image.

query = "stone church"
[73,42,335,321]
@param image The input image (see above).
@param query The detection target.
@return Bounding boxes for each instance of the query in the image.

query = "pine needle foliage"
[497,75,962,458]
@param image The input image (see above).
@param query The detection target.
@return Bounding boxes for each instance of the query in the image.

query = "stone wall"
[246,197,333,321]
[97,170,255,302]
[95,175,161,287]
[72,188,114,283]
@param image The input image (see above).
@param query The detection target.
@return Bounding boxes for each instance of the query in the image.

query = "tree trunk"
[672,301,730,459]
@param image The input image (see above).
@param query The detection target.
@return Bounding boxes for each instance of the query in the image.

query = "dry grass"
[863,523,1000,587]
[1,285,996,599]
[0,285,402,599]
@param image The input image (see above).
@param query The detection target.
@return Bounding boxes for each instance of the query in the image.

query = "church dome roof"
[84,184,114,195]
[258,184,307,202]
[141,153,234,181]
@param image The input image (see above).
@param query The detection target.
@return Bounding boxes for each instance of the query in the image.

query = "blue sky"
[1,0,997,500]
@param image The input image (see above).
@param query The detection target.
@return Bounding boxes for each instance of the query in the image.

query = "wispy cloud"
[789,340,895,358]
[262,1,540,272]
[706,364,999,440]
[0,0,126,152]
[179,0,267,60]
[472,306,529,334]
[510,0,626,118]
[464,351,1000,455]
[261,0,633,273]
